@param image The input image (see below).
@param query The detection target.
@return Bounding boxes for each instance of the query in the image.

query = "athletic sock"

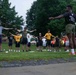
[71,49,75,55]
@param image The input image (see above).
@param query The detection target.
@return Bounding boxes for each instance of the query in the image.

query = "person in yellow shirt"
[11,32,22,52]
[44,29,54,51]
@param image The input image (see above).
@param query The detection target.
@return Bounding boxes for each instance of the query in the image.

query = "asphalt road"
[0,62,76,75]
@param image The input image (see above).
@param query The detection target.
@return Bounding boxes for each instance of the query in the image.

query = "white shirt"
[42,38,46,43]
[27,33,31,43]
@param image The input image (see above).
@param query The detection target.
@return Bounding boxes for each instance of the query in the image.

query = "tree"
[0,0,24,34]
[26,0,76,36]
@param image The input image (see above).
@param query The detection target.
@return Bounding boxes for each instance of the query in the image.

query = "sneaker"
[0,50,3,52]
[49,50,52,52]
[19,50,20,52]
[65,50,69,52]
[48,49,50,51]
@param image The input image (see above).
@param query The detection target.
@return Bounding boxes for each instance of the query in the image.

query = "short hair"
[67,5,72,9]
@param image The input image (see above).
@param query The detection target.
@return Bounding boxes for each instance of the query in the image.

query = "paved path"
[0,62,76,75]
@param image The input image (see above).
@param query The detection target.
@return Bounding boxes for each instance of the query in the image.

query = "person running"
[49,5,76,55]
[44,29,54,51]
[0,25,12,52]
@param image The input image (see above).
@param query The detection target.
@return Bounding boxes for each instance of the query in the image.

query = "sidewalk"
[0,62,76,75]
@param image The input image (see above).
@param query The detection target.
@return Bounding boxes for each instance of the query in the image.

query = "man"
[44,29,54,51]
[17,27,36,52]
[49,5,76,55]
[0,25,12,52]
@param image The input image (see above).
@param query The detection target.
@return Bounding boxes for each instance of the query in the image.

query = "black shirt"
[8,36,13,42]
[63,12,76,24]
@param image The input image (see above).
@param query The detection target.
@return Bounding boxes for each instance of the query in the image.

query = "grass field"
[0,43,76,61]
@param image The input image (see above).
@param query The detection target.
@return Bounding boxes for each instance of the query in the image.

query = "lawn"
[0,43,76,61]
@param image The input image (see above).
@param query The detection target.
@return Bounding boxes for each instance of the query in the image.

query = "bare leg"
[67,33,75,55]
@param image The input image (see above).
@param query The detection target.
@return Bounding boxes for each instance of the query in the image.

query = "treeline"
[26,0,76,36]
[0,0,24,34]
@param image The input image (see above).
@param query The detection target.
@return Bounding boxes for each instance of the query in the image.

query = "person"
[27,33,32,51]
[11,32,22,52]
[51,37,56,52]
[8,33,14,51]
[17,27,36,52]
[55,36,60,52]
[42,36,47,50]
[49,5,76,55]
[37,33,43,52]
[44,29,54,51]
[0,25,13,52]
[64,35,70,52]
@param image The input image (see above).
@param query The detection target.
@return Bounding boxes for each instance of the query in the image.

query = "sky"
[9,0,37,25]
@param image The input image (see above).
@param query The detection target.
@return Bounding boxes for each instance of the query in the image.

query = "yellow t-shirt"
[14,35,22,42]
[45,33,52,40]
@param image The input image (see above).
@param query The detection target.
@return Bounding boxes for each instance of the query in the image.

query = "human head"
[66,5,72,12]
[24,27,27,31]
[16,32,19,35]
[39,33,41,36]
[47,29,50,33]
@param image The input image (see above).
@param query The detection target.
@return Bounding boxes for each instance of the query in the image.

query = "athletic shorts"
[65,40,69,46]
[65,24,75,34]
[15,42,20,47]
[8,42,13,46]
[38,41,42,46]
[0,35,2,44]
[27,42,31,47]
[46,40,51,46]
[21,38,27,45]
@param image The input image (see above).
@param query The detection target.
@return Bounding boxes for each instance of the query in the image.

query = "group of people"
[0,26,36,52]
[36,30,70,52]
[0,5,76,55]
[49,5,76,55]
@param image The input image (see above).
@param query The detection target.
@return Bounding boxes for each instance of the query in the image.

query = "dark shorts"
[55,43,60,47]
[21,38,27,45]
[8,42,13,46]
[51,44,55,47]
[36,42,39,47]
[38,41,42,46]
[27,42,31,47]
[15,42,20,47]
[46,40,51,46]
[0,35,2,44]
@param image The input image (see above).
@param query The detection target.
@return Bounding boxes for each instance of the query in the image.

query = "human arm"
[3,27,13,30]
[49,14,64,20]
[9,32,15,36]
[27,29,36,33]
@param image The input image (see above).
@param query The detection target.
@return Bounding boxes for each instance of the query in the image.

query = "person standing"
[37,33,43,52]
[49,5,76,55]
[8,33,14,51]
[17,27,36,52]
[27,33,32,51]
[44,29,54,51]
[0,25,12,52]
[11,32,22,52]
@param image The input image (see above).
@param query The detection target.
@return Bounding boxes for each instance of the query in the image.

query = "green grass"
[0,43,76,61]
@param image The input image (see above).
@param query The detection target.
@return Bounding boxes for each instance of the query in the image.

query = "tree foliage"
[0,0,24,34]
[26,0,76,36]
